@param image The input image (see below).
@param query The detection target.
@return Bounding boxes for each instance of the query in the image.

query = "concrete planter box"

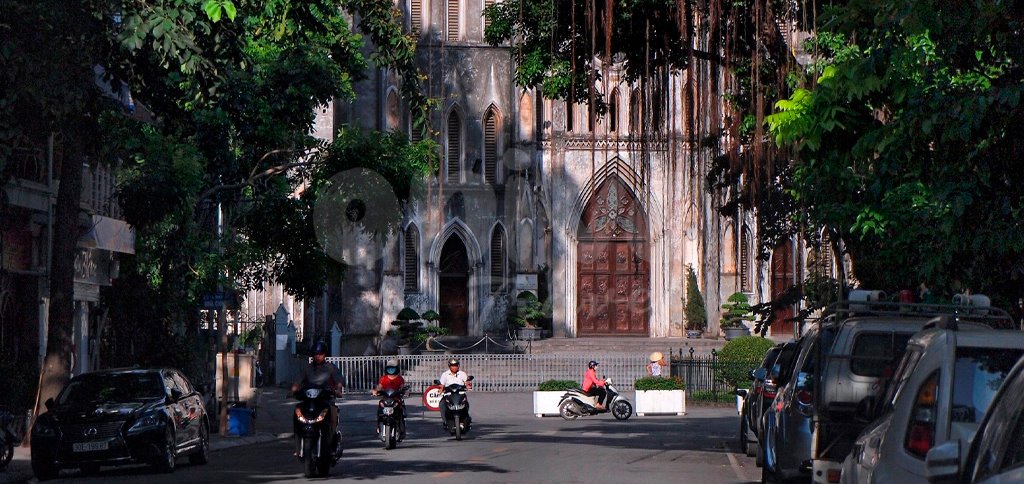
[533,391,566,417]
[634,390,686,416]
[723,327,751,340]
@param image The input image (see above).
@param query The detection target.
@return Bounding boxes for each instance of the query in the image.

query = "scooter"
[292,386,342,478]
[557,378,633,421]
[0,407,19,471]
[376,386,409,450]
[435,376,474,440]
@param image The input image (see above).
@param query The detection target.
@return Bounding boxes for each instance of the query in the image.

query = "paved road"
[10,392,760,483]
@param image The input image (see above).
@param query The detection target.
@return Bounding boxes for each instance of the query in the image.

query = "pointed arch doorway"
[577,178,650,335]
[439,235,470,336]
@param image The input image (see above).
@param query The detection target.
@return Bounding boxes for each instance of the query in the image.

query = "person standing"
[646,352,667,377]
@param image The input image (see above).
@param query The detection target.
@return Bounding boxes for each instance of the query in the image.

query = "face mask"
[386,367,397,375]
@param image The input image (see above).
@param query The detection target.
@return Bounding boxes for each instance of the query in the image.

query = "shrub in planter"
[717,336,775,389]
[720,292,753,330]
[634,376,685,391]
[537,379,581,391]
[684,265,707,332]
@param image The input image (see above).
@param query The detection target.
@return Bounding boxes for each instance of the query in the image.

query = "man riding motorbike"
[439,358,472,426]
[371,358,407,440]
[291,341,344,457]
[581,360,608,410]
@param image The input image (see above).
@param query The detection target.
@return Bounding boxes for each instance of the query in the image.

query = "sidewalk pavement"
[208,385,293,452]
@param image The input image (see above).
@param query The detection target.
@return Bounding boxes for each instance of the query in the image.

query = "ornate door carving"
[577,178,649,335]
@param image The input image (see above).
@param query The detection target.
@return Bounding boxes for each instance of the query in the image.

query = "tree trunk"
[32,148,84,423]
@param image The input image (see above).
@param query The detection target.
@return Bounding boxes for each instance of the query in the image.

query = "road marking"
[727,451,747,482]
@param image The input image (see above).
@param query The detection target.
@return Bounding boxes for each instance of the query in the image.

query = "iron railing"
[325,350,760,401]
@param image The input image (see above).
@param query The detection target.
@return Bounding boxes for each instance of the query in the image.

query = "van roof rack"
[817,301,1015,330]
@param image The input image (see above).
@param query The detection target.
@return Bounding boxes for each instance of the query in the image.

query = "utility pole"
[217,203,230,435]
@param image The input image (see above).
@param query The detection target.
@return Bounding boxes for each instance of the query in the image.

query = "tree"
[684,265,707,331]
[3,0,435,433]
[766,0,1024,302]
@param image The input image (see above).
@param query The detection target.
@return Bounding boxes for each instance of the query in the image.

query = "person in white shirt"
[439,358,472,388]
[646,352,667,377]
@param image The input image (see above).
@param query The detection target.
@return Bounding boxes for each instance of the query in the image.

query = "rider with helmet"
[582,360,608,410]
[291,341,344,456]
[439,358,472,425]
[372,358,407,440]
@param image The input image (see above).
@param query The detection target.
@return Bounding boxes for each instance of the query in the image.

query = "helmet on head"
[385,358,399,375]
[448,358,460,367]
[588,360,599,369]
[311,341,328,355]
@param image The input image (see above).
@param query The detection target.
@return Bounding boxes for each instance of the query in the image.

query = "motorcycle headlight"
[382,407,394,415]
[305,388,322,399]
[128,413,160,434]
[295,408,328,424]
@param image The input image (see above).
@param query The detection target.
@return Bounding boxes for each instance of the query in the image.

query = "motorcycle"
[0,407,20,471]
[557,378,633,421]
[292,386,342,478]
[376,386,409,450]
[435,376,474,441]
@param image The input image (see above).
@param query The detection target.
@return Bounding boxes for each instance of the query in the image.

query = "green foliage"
[396,307,420,321]
[421,310,441,322]
[413,325,449,343]
[684,265,707,331]
[537,379,581,392]
[717,336,775,389]
[0,358,40,413]
[509,292,547,329]
[720,292,752,329]
[634,376,685,391]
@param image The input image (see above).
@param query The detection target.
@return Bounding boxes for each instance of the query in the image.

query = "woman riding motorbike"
[581,360,607,410]
[371,358,407,440]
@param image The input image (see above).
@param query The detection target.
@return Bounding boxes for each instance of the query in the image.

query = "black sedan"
[30,368,209,480]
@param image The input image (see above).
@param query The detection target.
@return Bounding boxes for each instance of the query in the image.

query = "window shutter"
[484,0,494,29]
[447,112,461,183]
[404,225,420,292]
[740,229,750,291]
[410,0,422,36]
[484,110,498,184]
[490,228,505,292]
[447,0,459,41]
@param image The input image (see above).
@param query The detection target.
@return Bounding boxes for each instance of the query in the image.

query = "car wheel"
[153,427,176,473]
[31,456,58,481]
[189,423,210,465]
[739,411,749,454]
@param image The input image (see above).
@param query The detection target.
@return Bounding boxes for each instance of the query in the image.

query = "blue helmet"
[311,341,328,355]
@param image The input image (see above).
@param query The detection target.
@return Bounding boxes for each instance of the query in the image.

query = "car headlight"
[295,408,328,424]
[128,413,161,434]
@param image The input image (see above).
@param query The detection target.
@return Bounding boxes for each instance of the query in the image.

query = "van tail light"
[905,372,938,457]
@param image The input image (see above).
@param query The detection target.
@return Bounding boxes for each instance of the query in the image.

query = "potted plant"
[633,376,687,416]
[415,321,449,352]
[533,380,580,417]
[510,292,546,341]
[392,307,423,354]
[684,265,707,339]
[720,292,752,340]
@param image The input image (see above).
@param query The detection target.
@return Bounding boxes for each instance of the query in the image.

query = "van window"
[881,348,923,416]
[850,332,914,377]
[951,348,1024,424]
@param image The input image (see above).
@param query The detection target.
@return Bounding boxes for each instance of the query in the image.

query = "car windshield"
[57,373,165,405]
[951,348,1024,425]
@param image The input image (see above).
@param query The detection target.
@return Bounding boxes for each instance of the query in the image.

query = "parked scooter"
[376,386,409,450]
[434,376,474,440]
[557,378,633,421]
[292,385,342,478]
[0,407,20,471]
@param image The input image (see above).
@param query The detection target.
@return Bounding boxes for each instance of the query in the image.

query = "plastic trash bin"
[227,406,253,436]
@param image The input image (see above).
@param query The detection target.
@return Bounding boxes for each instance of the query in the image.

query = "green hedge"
[634,376,685,390]
[717,336,775,389]
[537,379,581,391]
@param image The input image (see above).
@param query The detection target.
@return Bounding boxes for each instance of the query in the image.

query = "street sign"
[202,291,237,309]
[422,385,443,411]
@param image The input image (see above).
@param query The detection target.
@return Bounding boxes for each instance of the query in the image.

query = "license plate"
[73,441,109,452]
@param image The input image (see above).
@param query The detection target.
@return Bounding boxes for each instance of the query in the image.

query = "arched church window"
[385,89,400,131]
[565,99,574,132]
[447,0,460,41]
[404,224,420,292]
[518,92,534,141]
[609,89,619,133]
[483,107,500,184]
[740,227,751,291]
[446,110,462,183]
[629,89,641,135]
[490,225,506,292]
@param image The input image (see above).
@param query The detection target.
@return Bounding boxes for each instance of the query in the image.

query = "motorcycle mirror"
[433,379,441,385]
[467,375,474,381]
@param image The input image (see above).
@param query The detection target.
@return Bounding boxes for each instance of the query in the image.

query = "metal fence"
[669,348,761,402]
[327,350,761,399]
